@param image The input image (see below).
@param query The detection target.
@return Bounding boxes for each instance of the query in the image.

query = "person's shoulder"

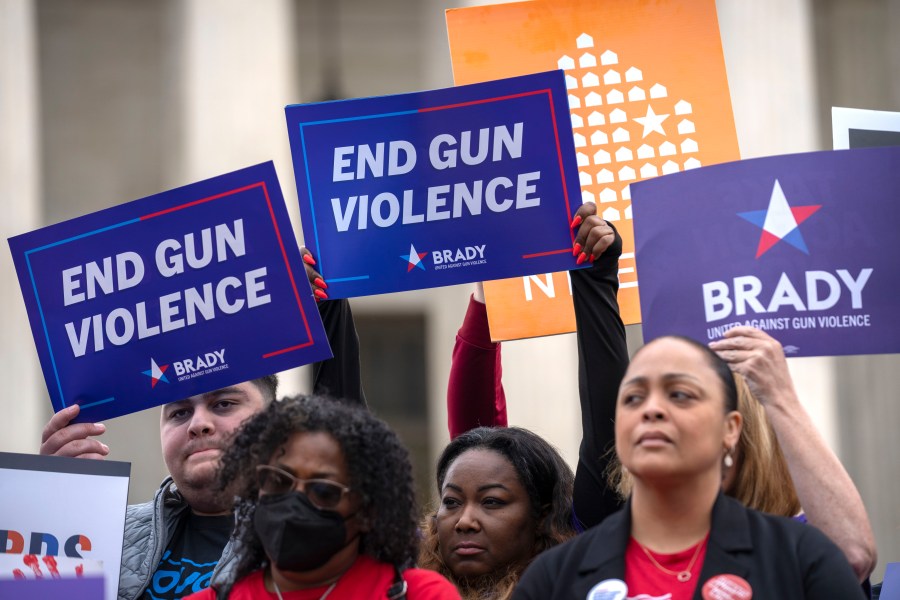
[403,568,462,599]
[519,520,609,583]
[125,478,177,524]
[125,499,154,521]
[740,504,863,593]
[740,502,821,542]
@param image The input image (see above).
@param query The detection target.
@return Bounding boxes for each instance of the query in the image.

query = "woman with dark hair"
[446,201,876,586]
[184,395,460,600]
[610,371,803,517]
[512,335,864,599]
[419,427,576,600]
[445,202,627,531]
[421,206,623,599]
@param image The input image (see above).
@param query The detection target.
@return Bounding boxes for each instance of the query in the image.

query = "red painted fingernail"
[314,289,329,300]
[588,254,596,263]
[576,252,587,265]
[572,243,582,256]
[303,254,316,266]
[570,215,583,229]
[314,277,328,289]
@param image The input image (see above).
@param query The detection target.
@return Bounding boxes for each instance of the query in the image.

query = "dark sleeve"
[310,299,366,405]
[570,227,629,529]
[799,525,867,599]
[447,295,508,438]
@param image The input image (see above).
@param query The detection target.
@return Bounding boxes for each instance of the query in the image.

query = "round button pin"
[701,574,752,600]
[586,578,628,600]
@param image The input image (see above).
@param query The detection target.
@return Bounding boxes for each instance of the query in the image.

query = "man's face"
[160,382,267,511]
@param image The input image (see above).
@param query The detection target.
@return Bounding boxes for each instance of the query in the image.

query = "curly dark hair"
[215,394,419,596]
[419,427,575,599]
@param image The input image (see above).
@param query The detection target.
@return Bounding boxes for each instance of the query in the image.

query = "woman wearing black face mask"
[185,395,461,600]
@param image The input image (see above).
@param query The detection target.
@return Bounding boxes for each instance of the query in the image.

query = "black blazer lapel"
[572,501,633,599]
[692,494,754,600]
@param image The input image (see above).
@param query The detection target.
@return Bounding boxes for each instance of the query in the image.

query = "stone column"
[167,0,304,396]
[0,0,43,453]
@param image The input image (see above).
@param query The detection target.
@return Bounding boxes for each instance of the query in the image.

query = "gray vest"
[117,477,238,600]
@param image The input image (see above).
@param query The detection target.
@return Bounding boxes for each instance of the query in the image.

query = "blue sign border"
[10,162,331,421]
[286,70,584,297]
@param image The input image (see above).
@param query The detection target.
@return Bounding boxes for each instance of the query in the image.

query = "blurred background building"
[2,0,899,582]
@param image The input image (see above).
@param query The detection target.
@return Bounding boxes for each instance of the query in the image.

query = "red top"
[183,555,461,600]
[623,535,709,600]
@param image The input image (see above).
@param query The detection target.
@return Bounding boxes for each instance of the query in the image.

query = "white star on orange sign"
[633,105,669,138]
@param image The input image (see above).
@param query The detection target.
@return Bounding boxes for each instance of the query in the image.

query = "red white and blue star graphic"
[738,179,822,258]
[400,243,428,272]
[143,358,170,388]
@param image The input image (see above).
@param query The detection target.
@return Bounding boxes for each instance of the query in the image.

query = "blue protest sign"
[286,70,585,297]
[8,162,331,422]
[631,146,900,357]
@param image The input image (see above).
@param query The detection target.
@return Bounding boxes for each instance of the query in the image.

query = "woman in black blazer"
[512,335,863,600]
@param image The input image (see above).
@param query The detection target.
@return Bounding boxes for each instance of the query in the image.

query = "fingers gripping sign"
[40,404,109,460]
[301,247,329,302]
[571,202,615,265]
[709,326,794,406]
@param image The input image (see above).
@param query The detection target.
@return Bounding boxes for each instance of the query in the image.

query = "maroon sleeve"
[447,295,508,438]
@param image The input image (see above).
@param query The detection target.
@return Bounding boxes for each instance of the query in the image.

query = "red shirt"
[623,535,708,600]
[183,555,461,600]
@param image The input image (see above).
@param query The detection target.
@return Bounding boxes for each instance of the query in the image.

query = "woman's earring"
[723,448,734,469]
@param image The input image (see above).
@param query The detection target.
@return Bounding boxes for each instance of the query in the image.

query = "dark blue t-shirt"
[142,512,232,600]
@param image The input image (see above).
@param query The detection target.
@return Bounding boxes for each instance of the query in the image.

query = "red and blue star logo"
[738,179,822,258]
[143,358,170,388]
[400,243,428,272]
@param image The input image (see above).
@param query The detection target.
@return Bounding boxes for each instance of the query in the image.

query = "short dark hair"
[215,395,418,595]
[249,375,278,403]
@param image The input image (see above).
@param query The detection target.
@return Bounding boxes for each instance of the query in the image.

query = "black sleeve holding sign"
[571,226,629,529]
[311,299,367,406]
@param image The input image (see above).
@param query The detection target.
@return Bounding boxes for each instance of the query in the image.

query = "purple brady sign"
[630,146,900,357]
[285,70,585,298]
[8,162,331,422]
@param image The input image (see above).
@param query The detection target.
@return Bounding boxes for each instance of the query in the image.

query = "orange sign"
[447,0,740,340]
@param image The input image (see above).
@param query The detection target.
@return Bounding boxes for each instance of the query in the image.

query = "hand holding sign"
[40,405,109,460]
[710,326,794,408]
[300,247,329,302]
[571,202,616,265]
